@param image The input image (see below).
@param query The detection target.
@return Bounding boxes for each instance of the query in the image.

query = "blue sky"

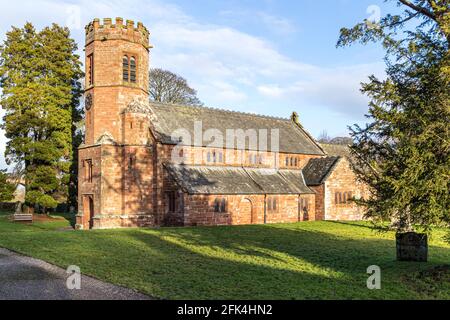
[0,0,396,170]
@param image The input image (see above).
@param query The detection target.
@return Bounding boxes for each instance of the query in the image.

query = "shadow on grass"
[1,222,449,299]
[50,212,76,229]
[123,224,449,299]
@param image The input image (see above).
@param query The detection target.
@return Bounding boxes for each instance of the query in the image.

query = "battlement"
[85,18,151,49]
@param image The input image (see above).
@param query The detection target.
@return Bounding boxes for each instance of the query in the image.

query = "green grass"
[0,213,449,300]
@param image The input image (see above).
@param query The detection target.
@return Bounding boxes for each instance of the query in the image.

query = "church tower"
[84,18,151,144]
[77,18,154,230]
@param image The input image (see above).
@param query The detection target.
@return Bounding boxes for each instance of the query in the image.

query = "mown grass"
[0,213,448,300]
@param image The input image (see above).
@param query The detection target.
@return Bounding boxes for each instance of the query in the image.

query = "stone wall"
[183,193,316,227]
[164,145,321,170]
[77,144,154,229]
[323,158,368,221]
[310,185,325,221]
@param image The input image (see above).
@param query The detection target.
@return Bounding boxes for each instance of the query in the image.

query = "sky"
[0,0,396,170]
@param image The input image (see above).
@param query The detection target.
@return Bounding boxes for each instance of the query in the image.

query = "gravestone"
[14,201,22,214]
[396,232,428,262]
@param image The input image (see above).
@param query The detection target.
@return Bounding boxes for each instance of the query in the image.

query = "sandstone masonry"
[76,18,368,230]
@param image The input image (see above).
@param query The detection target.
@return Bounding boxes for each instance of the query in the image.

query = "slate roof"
[164,164,314,195]
[303,156,341,186]
[147,102,325,156]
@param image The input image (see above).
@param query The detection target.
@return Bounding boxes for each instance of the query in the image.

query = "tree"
[317,130,331,143]
[337,1,449,237]
[0,170,15,202]
[329,137,353,146]
[149,68,203,106]
[0,23,83,213]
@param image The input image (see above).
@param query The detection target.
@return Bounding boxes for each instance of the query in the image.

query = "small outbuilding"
[303,156,369,221]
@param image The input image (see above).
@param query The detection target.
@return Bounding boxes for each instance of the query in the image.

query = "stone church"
[76,18,369,230]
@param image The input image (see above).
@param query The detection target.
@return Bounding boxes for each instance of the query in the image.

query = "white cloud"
[0,0,383,169]
[257,12,298,35]
[257,63,385,115]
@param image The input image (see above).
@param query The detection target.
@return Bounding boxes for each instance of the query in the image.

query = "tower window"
[130,57,137,83]
[129,156,135,170]
[123,55,137,83]
[123,56,129,82]
[87,54,94,86]
[84,159,93,183]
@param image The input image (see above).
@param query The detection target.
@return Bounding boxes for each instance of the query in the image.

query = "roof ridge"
[319,156,342,184]
[290,120,327,155]
[148,101,290,122]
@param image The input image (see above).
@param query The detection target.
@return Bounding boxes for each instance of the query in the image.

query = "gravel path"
[0,248,151,300]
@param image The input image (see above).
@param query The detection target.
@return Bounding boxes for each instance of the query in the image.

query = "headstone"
[396,232,428,262]
[14,201,22,214]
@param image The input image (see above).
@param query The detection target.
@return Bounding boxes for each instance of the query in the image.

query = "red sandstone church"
[76,18,369,230]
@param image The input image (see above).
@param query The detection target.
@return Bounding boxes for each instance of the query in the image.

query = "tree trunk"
[396,232,428,262]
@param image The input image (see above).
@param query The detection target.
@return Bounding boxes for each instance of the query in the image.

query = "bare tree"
[149,68,203,106]
[317,130,331,143]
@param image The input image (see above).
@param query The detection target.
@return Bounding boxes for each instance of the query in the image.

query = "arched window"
[273,198,277,212]
[335,192,341,204]
[343,192,348,204]
[220,198,227,213]
[214,198,220,213]
[267,198,272,211]
[123,56,129,82]
[130,57,136,83]
[207,152,211,163]
[285,157,289,167]
[294,158,298,167]
[290,157,294,166]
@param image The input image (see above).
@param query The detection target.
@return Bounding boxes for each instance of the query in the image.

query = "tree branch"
[398,0,436,21]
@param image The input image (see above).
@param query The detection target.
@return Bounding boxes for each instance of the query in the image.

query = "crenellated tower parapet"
[85,18,151,50]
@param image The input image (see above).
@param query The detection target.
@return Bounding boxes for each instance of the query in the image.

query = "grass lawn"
[0,211,449,300]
